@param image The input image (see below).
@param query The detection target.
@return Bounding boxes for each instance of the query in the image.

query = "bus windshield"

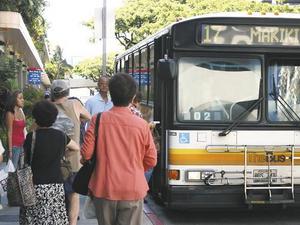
[268,59,300,122]
[178,57,261,122]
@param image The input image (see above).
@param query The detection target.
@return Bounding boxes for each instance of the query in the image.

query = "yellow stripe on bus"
[168,149,300,165]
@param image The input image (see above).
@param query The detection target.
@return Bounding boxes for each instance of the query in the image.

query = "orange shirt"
[81,106,157,200]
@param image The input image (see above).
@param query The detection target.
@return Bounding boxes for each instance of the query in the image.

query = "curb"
[143,203,164,225]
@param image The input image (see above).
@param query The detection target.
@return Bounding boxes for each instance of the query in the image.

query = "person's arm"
[81,114,97,162]
[143,125,157,172]
[79,101,91,121]
[6,112,14,158]
[72,99,91,122]
[67,139,80,151]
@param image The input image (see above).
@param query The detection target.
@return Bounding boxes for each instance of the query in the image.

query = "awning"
[0,11,43,69]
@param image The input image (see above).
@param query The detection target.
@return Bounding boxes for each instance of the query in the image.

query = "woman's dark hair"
[109,73,137,106]
[5,90,22,113]
[32,100,58,127]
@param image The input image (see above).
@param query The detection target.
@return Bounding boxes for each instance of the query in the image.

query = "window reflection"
[178,57,261,122]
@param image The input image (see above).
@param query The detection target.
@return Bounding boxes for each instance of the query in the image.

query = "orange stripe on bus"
[168,149,300,165]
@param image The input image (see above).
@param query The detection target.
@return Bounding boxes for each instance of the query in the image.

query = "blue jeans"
[145,168,153,183]
[12,146,24,170]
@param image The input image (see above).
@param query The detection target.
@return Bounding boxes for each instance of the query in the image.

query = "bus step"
[245,190,294,204]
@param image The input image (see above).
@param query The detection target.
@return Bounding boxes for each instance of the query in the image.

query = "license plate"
[253,169,277,183]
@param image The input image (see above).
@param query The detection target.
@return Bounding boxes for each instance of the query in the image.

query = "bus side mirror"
[157,59,176,80]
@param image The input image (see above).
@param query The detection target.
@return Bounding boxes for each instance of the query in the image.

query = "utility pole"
[102,0,107,75]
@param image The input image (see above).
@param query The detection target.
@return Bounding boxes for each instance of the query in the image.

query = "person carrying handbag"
[81,73,157,225]
[19,100,79,225]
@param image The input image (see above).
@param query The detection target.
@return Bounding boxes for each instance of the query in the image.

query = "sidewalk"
[0,195,155,225]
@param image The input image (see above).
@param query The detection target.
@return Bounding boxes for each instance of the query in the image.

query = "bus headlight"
[186,171,202,182]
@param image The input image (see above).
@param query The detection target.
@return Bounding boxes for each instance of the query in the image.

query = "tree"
[0,0,48,52]
[72,54,115,81]
[115,0,189,49]
[82,19,96,43]
[115,0,300,49]
[45,46,73,80]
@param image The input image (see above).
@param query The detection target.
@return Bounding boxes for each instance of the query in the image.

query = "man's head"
[97,76,109,95]
[51,79,70,100]
[109,73,137,106]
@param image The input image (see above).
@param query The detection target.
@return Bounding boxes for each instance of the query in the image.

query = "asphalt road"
[147,197,300,225]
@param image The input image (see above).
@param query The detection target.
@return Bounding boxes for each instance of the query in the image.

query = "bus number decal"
[203,112,211,120]
[194,112,201,120]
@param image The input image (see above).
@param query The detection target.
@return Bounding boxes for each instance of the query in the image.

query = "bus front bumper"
[167,185,300,209]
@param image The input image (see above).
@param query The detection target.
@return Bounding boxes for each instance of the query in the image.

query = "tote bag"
[7,132,37,207]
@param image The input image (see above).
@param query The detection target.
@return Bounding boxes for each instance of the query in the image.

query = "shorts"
[63,172,77,195]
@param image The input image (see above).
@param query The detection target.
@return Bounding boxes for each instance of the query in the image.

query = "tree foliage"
[45,46,72,81]
[0,0,47,52]
[82,19,96,43]
[72,54,115,81]
[116,0,300,49]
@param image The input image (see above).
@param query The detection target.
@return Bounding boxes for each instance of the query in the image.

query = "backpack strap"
[91,113,101,162]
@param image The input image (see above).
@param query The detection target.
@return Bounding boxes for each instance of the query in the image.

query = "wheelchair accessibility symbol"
[179,133,190,144]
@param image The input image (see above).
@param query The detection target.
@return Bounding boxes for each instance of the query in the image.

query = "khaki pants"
[93,197,143,225]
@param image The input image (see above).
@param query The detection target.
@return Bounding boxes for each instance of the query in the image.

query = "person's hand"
[149,122,156,130]
[80,157,87,165]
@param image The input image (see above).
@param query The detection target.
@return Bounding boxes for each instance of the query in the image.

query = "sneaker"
[0,204,3,210]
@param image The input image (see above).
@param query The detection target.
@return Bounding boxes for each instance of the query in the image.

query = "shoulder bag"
[7,131,37,207]
[60,134,72,181]
[72,113,101,195]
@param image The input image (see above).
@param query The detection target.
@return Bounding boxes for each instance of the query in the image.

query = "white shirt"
[85,93,113,116]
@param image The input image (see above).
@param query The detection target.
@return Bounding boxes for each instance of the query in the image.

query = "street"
[146,196,300,225]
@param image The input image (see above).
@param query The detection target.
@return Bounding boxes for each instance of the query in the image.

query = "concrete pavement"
[0,195,156,225]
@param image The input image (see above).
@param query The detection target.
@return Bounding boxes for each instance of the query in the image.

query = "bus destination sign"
[201,24,300,46]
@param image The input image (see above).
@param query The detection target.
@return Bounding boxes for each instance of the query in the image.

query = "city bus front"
[159,15,300,209]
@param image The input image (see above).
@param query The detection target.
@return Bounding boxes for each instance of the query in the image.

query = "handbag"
[72,113,101,195]
[61,157,72,181]
[60,135,72,181]
[0,159,15,196]
[7,131,37,207]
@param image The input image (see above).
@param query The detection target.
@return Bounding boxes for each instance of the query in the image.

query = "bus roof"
[116,12,300,59]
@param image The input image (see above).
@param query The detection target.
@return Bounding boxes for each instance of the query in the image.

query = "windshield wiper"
[270,73,300,122]
[270,92,300,122]
[218,97,263,137]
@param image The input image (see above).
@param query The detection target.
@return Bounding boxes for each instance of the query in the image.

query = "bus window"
[115,61,119,72]
[268,59,300,122]
[149,45,154,102]
[129,54,133,76]
[177,57,261,122]
[133,52,140,86]
[140,48,148,103]
[119,59,123,72]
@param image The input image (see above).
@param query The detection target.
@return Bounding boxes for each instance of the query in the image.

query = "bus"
[115,12,300,209]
